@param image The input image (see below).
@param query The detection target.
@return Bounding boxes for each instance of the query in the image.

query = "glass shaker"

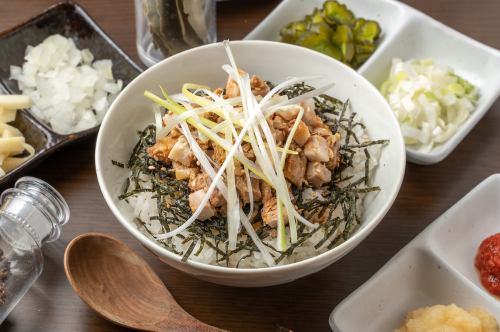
[0,177,69,322]
[135,0,217,67]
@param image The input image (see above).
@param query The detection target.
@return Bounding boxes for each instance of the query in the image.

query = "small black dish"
[0,2,143,187]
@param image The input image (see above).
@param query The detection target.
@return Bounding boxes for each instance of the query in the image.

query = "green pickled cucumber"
[280,21,308,43]
[352,52,371,67]
[309,23,332,38]
[331,24,353,45]
[279,0,382,68]
[323,0,354,25]
[309,8,325,24]
[312,43,343,61]
[341,42,355,63]
[355,43,375,54]
[354,19,381,43]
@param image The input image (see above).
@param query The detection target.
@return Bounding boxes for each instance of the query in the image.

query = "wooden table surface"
[1,0,499,331]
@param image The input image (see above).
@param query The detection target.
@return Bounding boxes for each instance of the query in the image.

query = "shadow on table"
[83,310,133,332]
[1,319,15,331]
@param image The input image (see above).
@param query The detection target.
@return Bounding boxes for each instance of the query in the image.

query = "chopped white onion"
[381,58,478,151]
[10,34,122,134]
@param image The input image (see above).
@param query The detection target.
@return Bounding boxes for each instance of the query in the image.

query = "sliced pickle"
[354,19,381,44]
[279,0,382,68]
[331,24,353,45]
[323,0,354,25]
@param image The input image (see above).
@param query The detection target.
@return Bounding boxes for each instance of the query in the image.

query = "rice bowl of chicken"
[95,41,405,287]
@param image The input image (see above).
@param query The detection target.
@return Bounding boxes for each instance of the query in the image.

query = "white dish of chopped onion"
[358,5,500,165]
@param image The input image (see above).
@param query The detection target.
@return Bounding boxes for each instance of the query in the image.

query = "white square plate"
[245,0,500,165]
[329,174,500,331]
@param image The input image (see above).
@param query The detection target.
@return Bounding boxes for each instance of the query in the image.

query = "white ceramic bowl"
[95,41,406,287]
[246,0,500,165]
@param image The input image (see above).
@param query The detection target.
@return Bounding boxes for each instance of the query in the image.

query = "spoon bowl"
[64,233,224,331]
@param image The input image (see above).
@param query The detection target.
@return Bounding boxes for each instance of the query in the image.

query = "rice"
[121,99,384,268]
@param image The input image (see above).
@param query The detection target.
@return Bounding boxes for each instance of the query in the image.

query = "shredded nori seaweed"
[111,160,125,168]
[117,82,388,267]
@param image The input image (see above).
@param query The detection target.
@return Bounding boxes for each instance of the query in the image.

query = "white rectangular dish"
[245,0,500,165]
[329,174,500,331]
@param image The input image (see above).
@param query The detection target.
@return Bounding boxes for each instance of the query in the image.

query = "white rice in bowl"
[118,85,386,269]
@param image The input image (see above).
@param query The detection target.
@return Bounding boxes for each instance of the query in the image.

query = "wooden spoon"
[64,232,225,332]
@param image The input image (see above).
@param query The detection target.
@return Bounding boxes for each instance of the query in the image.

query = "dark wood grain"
[0,1,499,331]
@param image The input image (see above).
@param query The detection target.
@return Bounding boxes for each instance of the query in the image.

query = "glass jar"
[0,177,69,322]
[135,0,217,67]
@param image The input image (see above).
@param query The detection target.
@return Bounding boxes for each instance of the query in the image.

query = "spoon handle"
[157,318,228,332]
[155,306,228,332]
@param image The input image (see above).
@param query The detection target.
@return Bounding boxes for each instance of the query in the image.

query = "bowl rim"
[95,40,406,274]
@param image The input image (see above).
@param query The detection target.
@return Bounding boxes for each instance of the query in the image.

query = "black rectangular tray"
[0,2,143,187]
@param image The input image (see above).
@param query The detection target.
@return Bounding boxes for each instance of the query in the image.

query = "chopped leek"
[145,41,336,265]
[381,58,478,151]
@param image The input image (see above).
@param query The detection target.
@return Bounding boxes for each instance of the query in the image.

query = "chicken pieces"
[147,136,177,164]
[147,72,342,226]
[225,70,271,99]
[236,177,262,205]
[261,197,288,228]
[189,190,215,221]
[306,162,332,188]
[283,102,341,188]
[304,135,330,162]
[284,151,307,187]
[292,120,310,147]
[168,136,196,167]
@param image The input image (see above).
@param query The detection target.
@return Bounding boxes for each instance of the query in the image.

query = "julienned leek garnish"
[119,41,390,267]
[142,41,332,257]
